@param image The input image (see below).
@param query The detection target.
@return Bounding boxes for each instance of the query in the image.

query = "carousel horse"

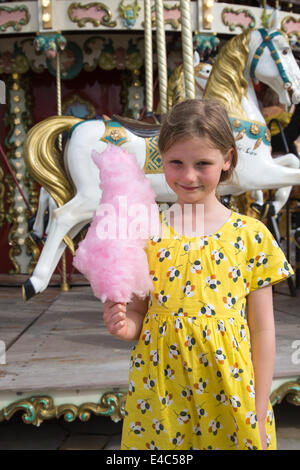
[203,19,300,218]
[23,19,300,300]
[167,54,212,109]
[30,53,212,241]
[29,55,252,238]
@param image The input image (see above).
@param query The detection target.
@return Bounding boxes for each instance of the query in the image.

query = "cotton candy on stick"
[73,144,159,303]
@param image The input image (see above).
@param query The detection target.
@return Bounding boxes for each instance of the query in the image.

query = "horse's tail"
[24,115,83,253]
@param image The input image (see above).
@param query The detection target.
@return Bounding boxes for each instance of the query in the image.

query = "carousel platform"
[0,274,299,427]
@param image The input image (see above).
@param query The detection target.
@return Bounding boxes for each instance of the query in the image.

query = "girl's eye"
[170,160,182,164]
[197,162,209,166]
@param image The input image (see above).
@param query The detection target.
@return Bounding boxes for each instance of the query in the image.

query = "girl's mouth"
[178,184,202,191]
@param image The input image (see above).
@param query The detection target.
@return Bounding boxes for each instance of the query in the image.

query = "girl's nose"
[182,167,198,184]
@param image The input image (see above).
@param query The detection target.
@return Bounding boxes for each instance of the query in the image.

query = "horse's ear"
[194,50,200,67]
[268,8,280,30]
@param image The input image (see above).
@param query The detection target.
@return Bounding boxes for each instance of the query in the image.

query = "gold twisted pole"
[56,49,69,292]
[180,0,196,99]
[144,0,153,113]
[155,0,168,115]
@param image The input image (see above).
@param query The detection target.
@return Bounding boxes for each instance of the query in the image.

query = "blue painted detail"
[250,28,291,87]
[230,117,271,146]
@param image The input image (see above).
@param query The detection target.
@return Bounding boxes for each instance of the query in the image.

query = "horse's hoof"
[295,228,300,250]
[22,279,36,301]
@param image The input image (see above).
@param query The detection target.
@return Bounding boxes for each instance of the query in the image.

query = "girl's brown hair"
[158,99,238,184]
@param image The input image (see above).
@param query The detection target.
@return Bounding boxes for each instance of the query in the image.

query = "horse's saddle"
[112,114,161,138]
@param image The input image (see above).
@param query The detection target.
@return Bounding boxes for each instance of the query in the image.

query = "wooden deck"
[0,276,299,425]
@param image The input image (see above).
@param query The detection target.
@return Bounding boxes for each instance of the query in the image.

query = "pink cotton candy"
[73,144,160,303]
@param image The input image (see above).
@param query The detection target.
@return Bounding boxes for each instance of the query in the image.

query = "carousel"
[0,0,299,427]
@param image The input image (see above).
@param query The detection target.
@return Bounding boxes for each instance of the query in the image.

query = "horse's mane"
[204,30,251,120]
[167,62,210,110]
[167,65,185,110]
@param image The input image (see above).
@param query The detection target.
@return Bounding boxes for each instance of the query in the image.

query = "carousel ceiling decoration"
[222,7,256,32]
[40,0,53,30]
[0,34,145,79]
[0,4,30,32]
[282,15,300,38]
[68,2,117,28]
[119,0,141,28]
[202,0,214,30]
[0,1,299,36]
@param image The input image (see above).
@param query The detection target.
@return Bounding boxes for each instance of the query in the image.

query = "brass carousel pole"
[56,46,69,292]
[155,0,168,115]
[180,0,196,99]
[144,0,153,115]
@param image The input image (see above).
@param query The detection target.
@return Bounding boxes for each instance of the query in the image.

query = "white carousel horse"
[30,55,212,241]
[30,186,57,239]
[23,20,300,300]
[203,14,300,216]
[167,54,212,109]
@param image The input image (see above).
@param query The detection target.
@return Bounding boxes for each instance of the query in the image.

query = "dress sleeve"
[247,219,294,293]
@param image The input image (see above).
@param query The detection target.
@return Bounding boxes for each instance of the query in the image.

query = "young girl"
[103,99,294,450]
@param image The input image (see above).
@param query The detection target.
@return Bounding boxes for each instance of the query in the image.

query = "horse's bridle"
[250,28,292,90]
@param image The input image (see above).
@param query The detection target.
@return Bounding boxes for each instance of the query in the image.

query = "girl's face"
[162,136,233,206]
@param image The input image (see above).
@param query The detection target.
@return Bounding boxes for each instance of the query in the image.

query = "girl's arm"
[247,284,275,448]
[102,296,148,341]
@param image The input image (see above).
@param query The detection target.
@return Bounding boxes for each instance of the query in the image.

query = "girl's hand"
[258,419,268,450]
[102,300,127,338]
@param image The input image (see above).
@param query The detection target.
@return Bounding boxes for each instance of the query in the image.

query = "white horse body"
[24,21,300,299]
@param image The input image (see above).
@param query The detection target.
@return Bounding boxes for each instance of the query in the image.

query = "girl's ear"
[223,148,234,171]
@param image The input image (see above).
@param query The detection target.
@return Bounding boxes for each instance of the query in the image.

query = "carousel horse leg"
[23,218,90,301]
[265,153,300,214]
[23,193,97,300]
[250,190,265,217]
[250,153,300,218]
[30,187,52,240]
[45,193,58,236]
[250,190,264,205]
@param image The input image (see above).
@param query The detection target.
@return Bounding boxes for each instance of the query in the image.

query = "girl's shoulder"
[230,210,278,245]
[231,210,269,232]
[231,212,288,268]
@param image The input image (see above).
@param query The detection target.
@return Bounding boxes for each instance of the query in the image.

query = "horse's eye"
[282,49,289,56]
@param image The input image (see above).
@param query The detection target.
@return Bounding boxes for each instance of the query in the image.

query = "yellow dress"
[121,210,294,450]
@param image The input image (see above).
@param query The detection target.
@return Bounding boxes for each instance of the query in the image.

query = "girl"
[103,99,294,450]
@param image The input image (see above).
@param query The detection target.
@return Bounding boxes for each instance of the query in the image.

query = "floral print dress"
[121,210,294,450]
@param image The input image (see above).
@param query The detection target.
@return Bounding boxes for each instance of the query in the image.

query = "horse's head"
[194,58,212,96]
[248,11,300,107]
